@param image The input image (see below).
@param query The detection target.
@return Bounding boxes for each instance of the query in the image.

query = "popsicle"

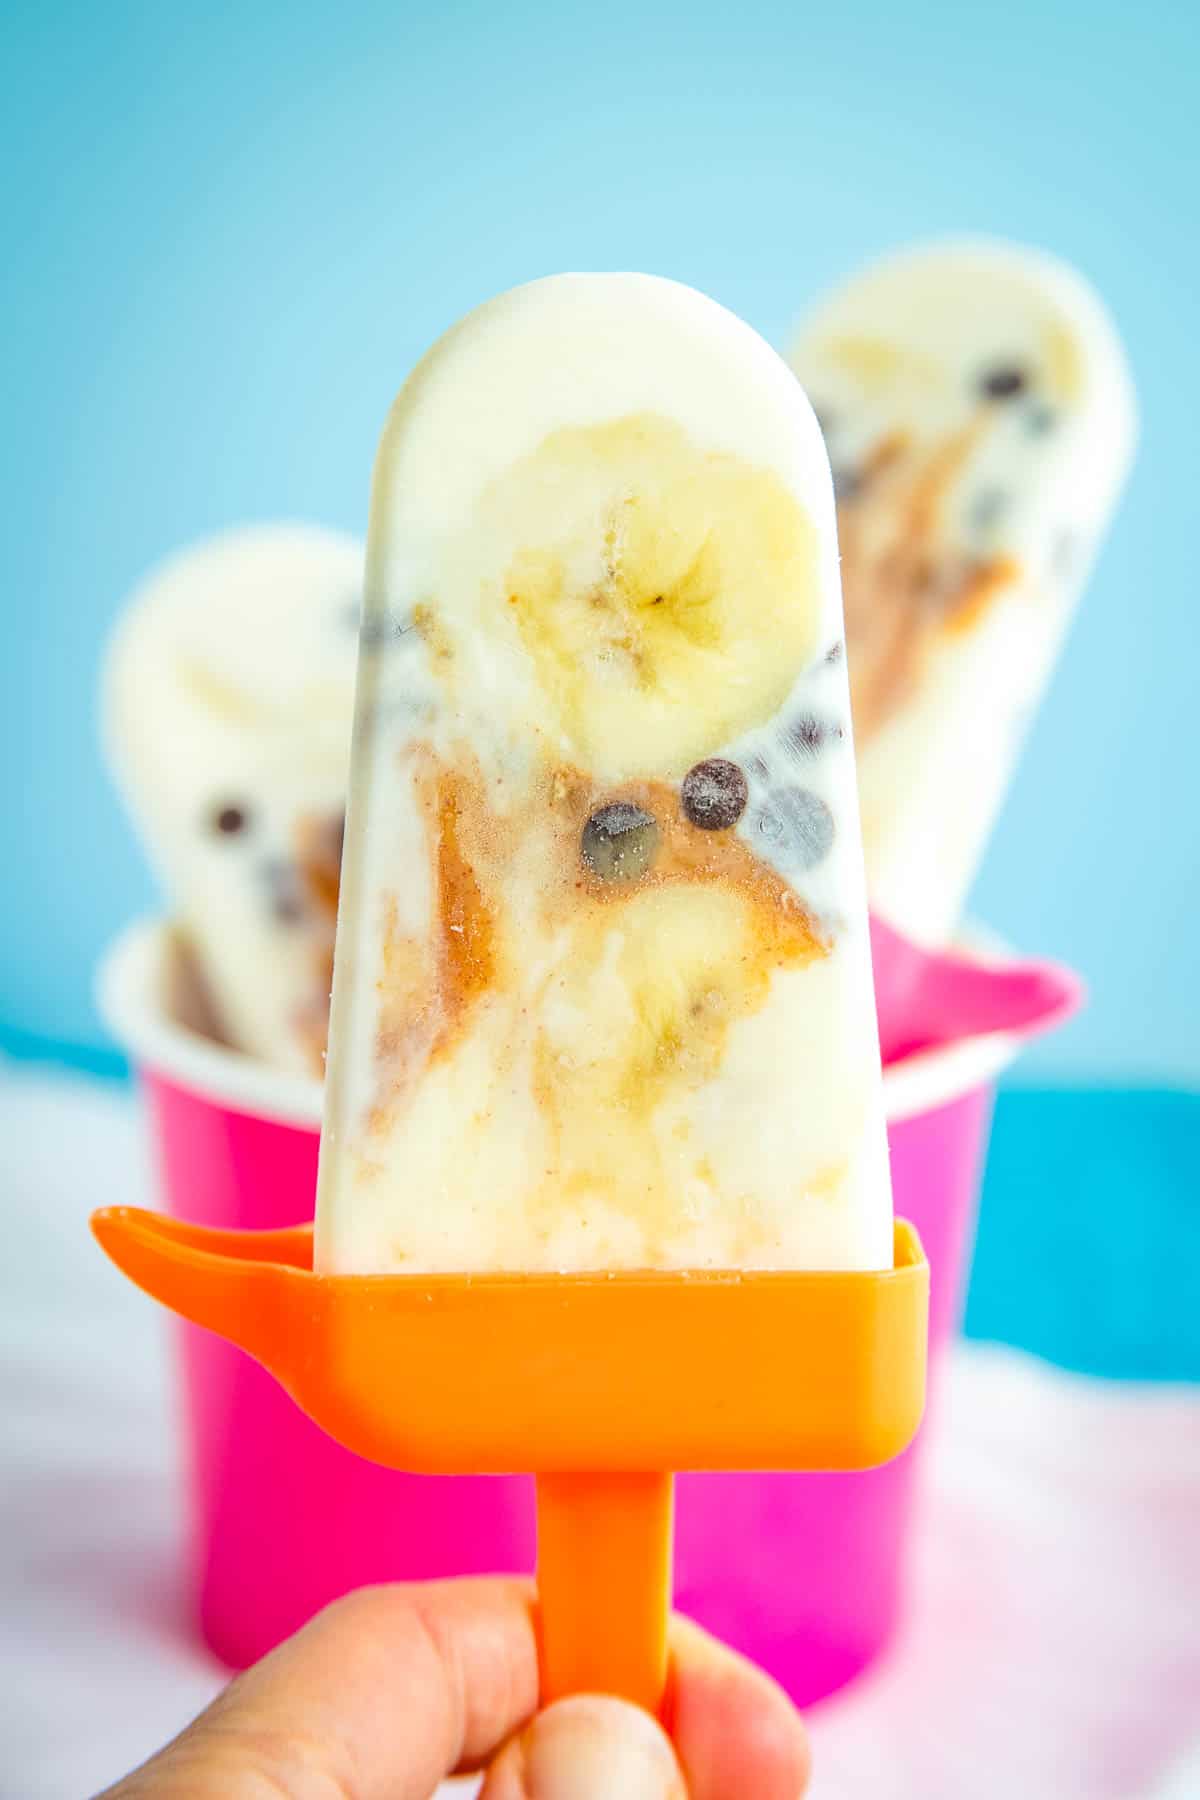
[316,272,893,1276]
[104,523,362,1074]
[92,279,930,1717]
[789,240,1136,944]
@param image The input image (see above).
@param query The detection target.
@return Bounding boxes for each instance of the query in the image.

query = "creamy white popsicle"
[316,273,893,1276]
[789,240,1136,944]
[104,524,362,1073]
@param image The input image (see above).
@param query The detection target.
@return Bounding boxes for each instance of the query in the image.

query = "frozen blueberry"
[680,759,748,831]
[211,802,250,837]
[787,714,844,758]
[756,788,835,871]
[581,802,660,882]
[980,365,1028,400]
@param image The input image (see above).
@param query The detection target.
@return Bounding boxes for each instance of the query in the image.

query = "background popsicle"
[316,273,893,1276]
[104,524,362,1074]
[789,240,1136,944]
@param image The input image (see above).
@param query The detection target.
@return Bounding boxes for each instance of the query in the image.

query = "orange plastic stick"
[537,1471,673,1710]
[91,1206,928,1712]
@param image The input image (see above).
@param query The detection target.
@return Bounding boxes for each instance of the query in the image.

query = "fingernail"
[502,1694,685,1799]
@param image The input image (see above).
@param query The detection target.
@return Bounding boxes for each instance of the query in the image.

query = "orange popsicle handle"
[536,1471,673,1714]
[90,1205,927,1720]
[90,1208,927,1475]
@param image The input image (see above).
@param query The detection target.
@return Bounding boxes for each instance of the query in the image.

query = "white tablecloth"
[2,1065,1198,1799]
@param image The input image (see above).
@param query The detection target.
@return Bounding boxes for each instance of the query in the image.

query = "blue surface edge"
[3,1024,1196,1383]
[0,1022,129,1081]
[966,1085,1199,1384]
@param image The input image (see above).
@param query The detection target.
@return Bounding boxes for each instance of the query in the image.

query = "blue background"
[3,0,1197,1084]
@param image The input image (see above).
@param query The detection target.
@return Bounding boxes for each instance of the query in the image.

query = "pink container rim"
[98,916,1028,1130]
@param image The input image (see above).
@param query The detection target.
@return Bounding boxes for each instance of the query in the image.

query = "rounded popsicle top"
[104,523,362,881]
[373,272,837,548]
[104,523,363,1071]
[361,275,846,787]
[791,238,1136,578]
[105,523,363,799]
[788,238,1136,942]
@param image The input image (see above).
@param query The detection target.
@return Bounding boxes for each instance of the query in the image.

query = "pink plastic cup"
[100,919,1022,1704]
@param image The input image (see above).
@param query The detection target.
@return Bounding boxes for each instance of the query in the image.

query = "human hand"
[99,1577,810,1798]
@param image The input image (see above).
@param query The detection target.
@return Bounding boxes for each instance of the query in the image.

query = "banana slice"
[481,413,819,778]
[789,240,1136,942]
[318,274,891,1276]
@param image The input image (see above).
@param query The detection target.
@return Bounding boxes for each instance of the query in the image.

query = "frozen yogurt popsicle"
[316,273,892,1276]
[104,524,362,1073]
[789,240,1136,943]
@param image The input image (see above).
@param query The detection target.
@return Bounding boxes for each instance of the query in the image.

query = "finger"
[663,1614,811,1800]
[480,1694,686,1799]
[100,1577,539,1800]
[479,1613,809,1800]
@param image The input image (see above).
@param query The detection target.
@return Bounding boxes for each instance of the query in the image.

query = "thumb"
[481,1694,686,1799]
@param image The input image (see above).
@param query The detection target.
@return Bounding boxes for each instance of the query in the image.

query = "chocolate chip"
[980,365,1028,400]
[212,802,249,837]
[581,803,660,882]
[681,759,748,831]
[786,715,844,758]
[756,788,835,871]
